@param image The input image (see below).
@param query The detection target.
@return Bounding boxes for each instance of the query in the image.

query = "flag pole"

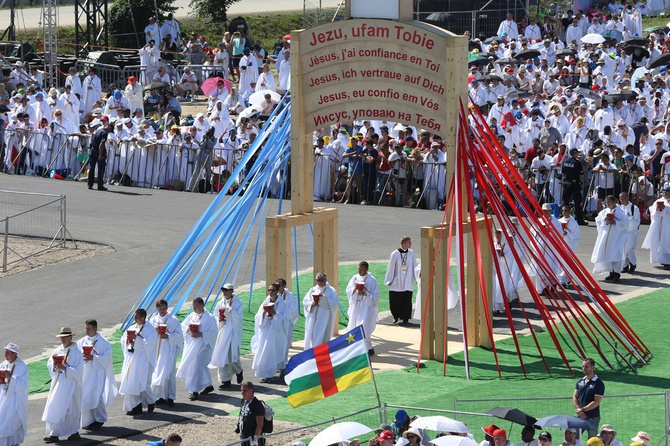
[367,354,384,425]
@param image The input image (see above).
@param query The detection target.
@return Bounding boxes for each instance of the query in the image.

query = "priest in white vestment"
[618,192,640,273]
[251,283,290,380]
[384,236,417,324]
[276,278,299,372]
[42,327,84,443]
[120,309,158,415]
[207,285,244,390]
[492,229,520,313]
[641,185,670,267]
[0,343,28,446]
[531,204,563,293]
[558,206,581,285]
[303,272,340,350]
[77,320,117,430]
[591,195,627,281]
[345,261,380,354]
[178,297,218,400]
[150,299,183,406]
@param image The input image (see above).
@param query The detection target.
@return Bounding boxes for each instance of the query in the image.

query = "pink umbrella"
[201,77,231,97]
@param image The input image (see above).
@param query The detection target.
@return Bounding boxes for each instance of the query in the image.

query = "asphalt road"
[5,0,344,31]
[2,173,667,445]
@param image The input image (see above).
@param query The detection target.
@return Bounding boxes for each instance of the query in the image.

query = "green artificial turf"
[27,265,669,446]
[269,288,670,444]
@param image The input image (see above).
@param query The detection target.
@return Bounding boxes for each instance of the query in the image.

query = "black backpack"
[260,400,274,433]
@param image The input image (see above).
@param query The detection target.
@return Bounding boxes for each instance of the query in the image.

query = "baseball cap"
[379,430,395,441]
[539,432,552,442]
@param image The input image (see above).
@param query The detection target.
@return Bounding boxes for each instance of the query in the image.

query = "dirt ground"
[104,417,321,446]
[0,237,114,277]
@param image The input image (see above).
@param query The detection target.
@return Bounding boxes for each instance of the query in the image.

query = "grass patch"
[269,288,670,444]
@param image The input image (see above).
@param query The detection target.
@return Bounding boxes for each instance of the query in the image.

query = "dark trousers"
[562,182,584,222]
[536,182,550,204]
[241,436,266,446]
[362,170,376,204]
[389,290,413,322]
[88,154,106,189]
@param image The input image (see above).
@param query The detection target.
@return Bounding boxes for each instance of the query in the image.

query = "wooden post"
[289,33,313,216]
[420,226,435,359]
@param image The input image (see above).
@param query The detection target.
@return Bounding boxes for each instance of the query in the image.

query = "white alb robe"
[251,297,290,378]
[530,216,562,292]
[42,344,84,437]
[149,312,183,400]
[345,273,380,351]
[618,202,640,268]
[207,297,243,383]
[77,334,117,427]
[641,197,670,264]
[592,206,627,274]
[119,322,158,411]
[303,283,340,350]
[278,288,300,369]
[0,357,28,446]
[178,309,218,392]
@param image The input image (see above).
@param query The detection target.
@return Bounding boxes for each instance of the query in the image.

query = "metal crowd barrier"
[73,61,146,91]
[3,128,90,179]
[107,141,243,192]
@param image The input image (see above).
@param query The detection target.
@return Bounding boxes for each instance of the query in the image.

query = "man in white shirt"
[176,67,199,102]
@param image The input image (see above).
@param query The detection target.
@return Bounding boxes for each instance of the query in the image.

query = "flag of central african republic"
[285,325,372,408]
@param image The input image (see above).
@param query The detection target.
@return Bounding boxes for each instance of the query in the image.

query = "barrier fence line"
[453,393,669,446]
[0,190,74,272]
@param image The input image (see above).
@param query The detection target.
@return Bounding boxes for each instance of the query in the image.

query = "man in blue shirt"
[163,90,182,121]
[147,433,182,446]
[342,136,364,204]
[572,358,605,439]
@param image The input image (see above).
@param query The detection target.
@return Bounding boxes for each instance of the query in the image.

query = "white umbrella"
[410,416,470,434]
[248,90,281,107]
[581,33,605,44]
[238,105,262,119]
[430,436,479,446]
[309,422,373,446]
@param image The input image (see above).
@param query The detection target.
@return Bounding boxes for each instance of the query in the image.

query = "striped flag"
[285,326,372,408]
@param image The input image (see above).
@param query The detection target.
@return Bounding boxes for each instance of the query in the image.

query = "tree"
[189,0,241,23]
[109,0,177,45]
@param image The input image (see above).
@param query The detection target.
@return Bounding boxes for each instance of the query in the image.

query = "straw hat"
[56,327,74,337]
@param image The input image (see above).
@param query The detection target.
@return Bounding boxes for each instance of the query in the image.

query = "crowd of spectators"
[2,5,670,215]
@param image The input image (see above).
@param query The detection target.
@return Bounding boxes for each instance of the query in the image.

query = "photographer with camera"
[341,135,364,204]
[188,127,216,192]
[531,148,552,204]
[388,142,408,207]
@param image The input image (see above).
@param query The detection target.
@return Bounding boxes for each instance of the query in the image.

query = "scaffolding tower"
[75,0,109,57]
[42,0,58,88]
